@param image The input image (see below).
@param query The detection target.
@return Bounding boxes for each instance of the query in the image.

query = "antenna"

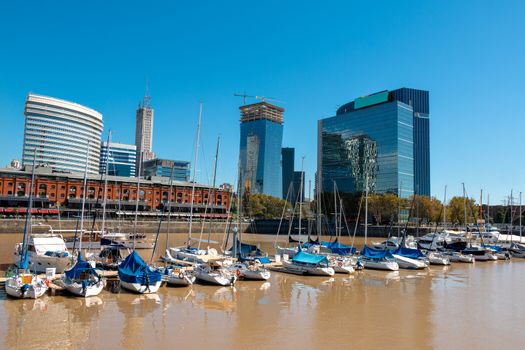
[144,79,150,108]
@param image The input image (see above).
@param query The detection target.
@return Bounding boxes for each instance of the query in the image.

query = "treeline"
[234,192,521,225]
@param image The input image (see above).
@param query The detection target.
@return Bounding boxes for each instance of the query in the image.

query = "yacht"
[281,251,335,276]
[194,260,237,286]
[14,233,71,273]
[360,246,399,271]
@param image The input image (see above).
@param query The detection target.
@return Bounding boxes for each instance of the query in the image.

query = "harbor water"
[0,233,524,349]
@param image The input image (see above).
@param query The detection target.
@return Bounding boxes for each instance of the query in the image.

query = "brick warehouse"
[0,167,231,218]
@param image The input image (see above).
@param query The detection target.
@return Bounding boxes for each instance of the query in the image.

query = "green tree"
[244,193,291,219]
[446,196,478,225]
[369,193,398,224]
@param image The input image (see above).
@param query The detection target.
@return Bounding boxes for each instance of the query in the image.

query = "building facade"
[239,102,283,198]
[99,141,137,177]
[292,171,305,203]
[389,88,430,196]
[281,147,295,200]
[135,94,155,171]
[318,90,415,198]
[0,167,230,217]
[143,159,191,182]
[22,93,103,174]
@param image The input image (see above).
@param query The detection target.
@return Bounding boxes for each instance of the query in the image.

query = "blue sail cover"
[118,250,162,285]
[65,255,99,280]
[482,244,502,252]
[392,246,426,259]
[292,251,328,265]
[303,241,357,255]
[361,245,394,259]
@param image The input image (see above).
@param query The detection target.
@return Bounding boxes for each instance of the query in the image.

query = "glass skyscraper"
[318,91,416,198]
[143,159,191,182]
[239,102,283,198]
[99,141,137,177]
[281,147,295,200]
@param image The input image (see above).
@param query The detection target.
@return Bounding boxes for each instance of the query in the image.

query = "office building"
[135,92,155,171]
[22,93,103,174]
[293,171,305,203]
[239,102,283,198]
[99,141,136,177]
[318,90,417,198]
[282,147,295,200]
[143,158,191,182]
[390,88,430,196]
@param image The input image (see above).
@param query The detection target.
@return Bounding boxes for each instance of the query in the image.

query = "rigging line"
[275,184,293,248]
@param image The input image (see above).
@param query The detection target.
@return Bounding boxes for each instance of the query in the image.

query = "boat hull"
[64,280,105,297]
[281,260,335,276]
[5,276,48,299]
[166,274,195,286]
[363,259,399,271]
[120,280,162,294]
[194,271,236,286]
[15,253,71,274]
[240,269,271,280]
[392,255,428,269]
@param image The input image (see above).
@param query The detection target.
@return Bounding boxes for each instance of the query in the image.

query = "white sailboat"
[281,251,335,276]
[194,259,237,286]
[62,146,106,298]
[6,150,49,299]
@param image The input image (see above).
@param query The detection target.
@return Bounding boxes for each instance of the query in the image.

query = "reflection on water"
[1,235,525,349]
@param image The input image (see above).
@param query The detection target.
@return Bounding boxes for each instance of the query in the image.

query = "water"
[1,233,524,349]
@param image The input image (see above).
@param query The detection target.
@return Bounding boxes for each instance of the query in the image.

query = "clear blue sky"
[1,0,524,204]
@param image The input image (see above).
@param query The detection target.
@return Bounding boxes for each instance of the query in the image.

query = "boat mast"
[165,164,175,251]
[316,172,322,238]
[462,183,467,233]
[207,136,220,245]
[520,192,522,244]
[510,190,514,242]
[133,142,143,250]
[333,180,337,239]
[20,149,37,268]
[298,156,305,241]
[101,131,111,236]
[364,173,369,245]
[78,141,90,252]
[188,102,202,245]
[443,185,447,231]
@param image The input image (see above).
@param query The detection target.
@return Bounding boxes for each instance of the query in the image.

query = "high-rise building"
[135,93,155,172]
[318,89,418,198]
[99,141,137,177]
[389,88,430,196]
[239,102,284,198]
[143,158,191,182]
[293,171,305,203]
[22,93,103,174]
[281,147,295,200]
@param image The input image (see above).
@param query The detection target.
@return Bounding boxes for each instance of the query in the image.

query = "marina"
[0,233,524,349]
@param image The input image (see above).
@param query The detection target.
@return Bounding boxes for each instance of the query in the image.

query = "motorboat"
[276,245,301,259]
[281,251,335,276]
[194,260,237,286]
[360,246,399,271]
[372,236,417,251]
[482,244,512,260]
[101,232,154,249]
[508,242,525,258]
[14,233,71,273]
[163,266,195,286]
[118,250,162,293]
[232,262,271,281]
[461,247,498,261]
[444,251,475,263]
[426,251,451,265]
[170,246,222,263]
[327,256,355,274]
[5,272,48,299]
[61,255,105,297]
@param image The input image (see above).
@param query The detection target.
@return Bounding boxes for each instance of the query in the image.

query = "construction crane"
[233,93,284,105]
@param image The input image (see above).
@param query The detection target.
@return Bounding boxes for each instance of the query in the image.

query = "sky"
[1,0,524,204]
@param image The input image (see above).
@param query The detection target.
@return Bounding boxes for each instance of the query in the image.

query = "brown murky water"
[1,233,524,350]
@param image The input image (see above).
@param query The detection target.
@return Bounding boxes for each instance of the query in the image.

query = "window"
[51,185,56,190]
[61,185,65,190]
[17,183,26,197]
[60,194,65,198]
[8,182,13,187]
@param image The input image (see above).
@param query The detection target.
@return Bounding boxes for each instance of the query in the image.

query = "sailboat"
[62,144,106,297]
[5,150,48,299]
[62,255,105,297]
[282,250,335,276]
[118,251,163,293]
[194,259,237,286]
[170,104,223,263]
[360,246,399,271]
[118,129,162,294]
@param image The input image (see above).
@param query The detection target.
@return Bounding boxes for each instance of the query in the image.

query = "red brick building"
[0,167,231,218]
